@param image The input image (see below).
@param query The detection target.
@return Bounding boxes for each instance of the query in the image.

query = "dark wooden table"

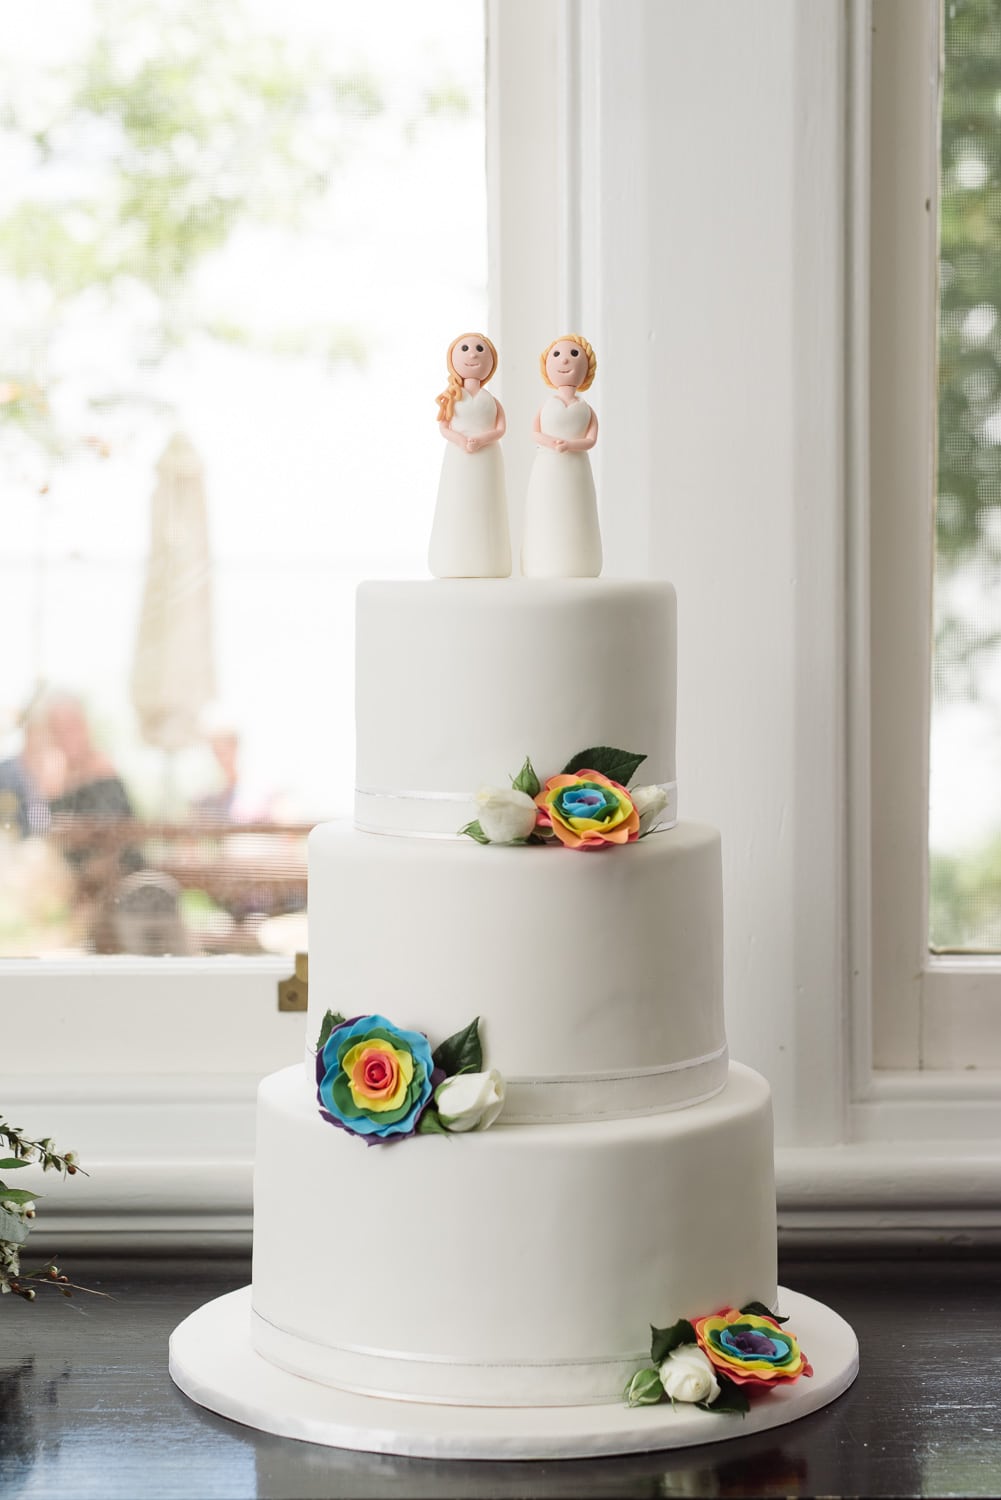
[1,1252,997,1499]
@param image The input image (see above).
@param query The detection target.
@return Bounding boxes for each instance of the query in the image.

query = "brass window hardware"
[278,952,308,1012]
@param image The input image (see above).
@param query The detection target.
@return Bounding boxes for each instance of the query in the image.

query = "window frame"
[862,0,1001,1095]
[8,0,1001,1255]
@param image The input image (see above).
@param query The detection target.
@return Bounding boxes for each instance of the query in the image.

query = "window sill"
[12,1075,1001,1254]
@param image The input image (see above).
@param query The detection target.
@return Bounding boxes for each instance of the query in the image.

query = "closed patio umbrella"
[130,433,217,810]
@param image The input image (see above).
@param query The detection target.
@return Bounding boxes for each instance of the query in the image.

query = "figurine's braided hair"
[539,334,596,393]
[435,333,498,424]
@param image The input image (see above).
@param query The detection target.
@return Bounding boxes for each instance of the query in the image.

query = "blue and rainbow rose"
[692,1308,812,1388]
[315,1014,442,1144]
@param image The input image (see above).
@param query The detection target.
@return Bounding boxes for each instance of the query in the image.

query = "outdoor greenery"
[938,0,1001,578]
[932,0,1001,947]
[931,828,1001,949]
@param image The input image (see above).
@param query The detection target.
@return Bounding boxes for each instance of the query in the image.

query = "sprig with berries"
[0,1116,98,1303]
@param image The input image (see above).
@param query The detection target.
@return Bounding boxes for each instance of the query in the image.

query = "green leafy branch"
[0,1116,93,1302]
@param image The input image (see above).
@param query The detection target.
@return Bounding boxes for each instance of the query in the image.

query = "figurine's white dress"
[521,395,602,578]
[428,389,511,579]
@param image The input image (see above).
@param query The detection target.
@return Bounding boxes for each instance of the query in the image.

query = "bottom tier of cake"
[251,1062,777,1408]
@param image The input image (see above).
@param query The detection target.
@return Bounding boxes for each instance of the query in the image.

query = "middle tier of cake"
[306,820,726,1123]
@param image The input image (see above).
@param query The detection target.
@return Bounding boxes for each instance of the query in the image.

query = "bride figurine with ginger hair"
[428,333,512,578]
[521,334,602,578]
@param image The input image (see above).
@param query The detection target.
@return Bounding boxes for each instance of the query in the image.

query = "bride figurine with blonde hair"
[521,334,602,578]
[428,333,512,578]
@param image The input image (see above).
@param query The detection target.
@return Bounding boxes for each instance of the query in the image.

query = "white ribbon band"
[502,1043,728,1124]
[355,779,679,841]
[251,1307,647,1407]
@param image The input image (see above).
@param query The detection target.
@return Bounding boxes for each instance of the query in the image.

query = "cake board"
[169,1286,858,1461]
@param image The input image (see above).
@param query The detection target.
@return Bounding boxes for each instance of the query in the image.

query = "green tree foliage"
[937,1,1001,585]
[930,2,1001,949]
[930,832,1001,949]
[0,0,392,458]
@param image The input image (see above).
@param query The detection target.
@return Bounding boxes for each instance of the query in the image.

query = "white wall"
[495,0,847,1147]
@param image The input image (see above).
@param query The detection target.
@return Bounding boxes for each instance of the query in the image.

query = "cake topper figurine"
[428,333,512,579]
[521,334,602,578]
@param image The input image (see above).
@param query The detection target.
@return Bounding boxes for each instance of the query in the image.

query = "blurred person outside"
[42,692,135,832]
[193,713,279,827]
[36,692,143,952]
[0,701,63,839]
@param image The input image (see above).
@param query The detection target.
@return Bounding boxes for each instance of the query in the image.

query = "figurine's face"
[451,335,494,382]
[545,341,586,389]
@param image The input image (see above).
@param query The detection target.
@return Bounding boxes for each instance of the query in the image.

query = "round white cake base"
[169,1286,858,1461]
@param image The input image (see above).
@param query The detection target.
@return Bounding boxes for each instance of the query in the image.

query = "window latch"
[278,951,308,1012]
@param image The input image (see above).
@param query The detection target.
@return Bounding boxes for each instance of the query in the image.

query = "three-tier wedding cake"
[169,335,857,1459]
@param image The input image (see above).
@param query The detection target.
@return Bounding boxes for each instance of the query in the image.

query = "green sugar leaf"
[650,1318,697,1365]
[740,1301,789,1324]
[702,1373,750,1415]
[433,1016,483,1077]
[0,1158,29,1171]
[316,1010,346,1051]
[511,756,541,798]
[417,1107,449,1136]
[459,819,490,845]
[561,746,647,787]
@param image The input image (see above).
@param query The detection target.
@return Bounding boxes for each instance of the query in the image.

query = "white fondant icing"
[176,574,832,1450]
[354,579,677,837]
[305,821,726,1121]
[170,1285,860,1458]
[429,389,512,579]
[251,1062,777,1408]
[521,396,602,578]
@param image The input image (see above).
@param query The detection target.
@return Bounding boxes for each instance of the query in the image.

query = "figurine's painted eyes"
[460,343,469,351]
[571,349,579,357]
[552,349,560,358]
[476,344,484,352]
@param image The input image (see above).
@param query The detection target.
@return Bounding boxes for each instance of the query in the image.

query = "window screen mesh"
[931,0,1001,949]
[0,1,485,958]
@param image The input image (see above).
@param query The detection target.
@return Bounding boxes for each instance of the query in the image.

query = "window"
[868,0,1001,1081]
[930,0,1001,954]
[0,0,486,961]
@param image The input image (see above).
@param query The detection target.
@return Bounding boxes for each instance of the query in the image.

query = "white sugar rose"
[435,1069,506,1132]
[475,786,538,843]
[658,1345,721,1405]
[631,784,669,835]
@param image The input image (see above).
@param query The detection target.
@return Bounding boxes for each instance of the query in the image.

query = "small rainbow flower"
[535,770,640,850]
[316,1014,439,1143]
[693,1308,812,1388]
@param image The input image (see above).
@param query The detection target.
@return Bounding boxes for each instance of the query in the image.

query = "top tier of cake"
[355,578,677,837]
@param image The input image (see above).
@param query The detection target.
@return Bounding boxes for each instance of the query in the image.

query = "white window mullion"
[868,0,942,1070]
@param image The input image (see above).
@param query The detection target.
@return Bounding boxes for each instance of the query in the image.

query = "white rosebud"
[435,1069,506,1132]
[475,787,538,844]
[658,1344,721,1405]
[631,784,669,835]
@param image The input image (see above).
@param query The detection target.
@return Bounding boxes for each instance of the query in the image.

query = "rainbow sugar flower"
[692,1308,813,1388]
[624,1301,812,1414]
[535,770,640,850]
[315,1014,440,1144]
